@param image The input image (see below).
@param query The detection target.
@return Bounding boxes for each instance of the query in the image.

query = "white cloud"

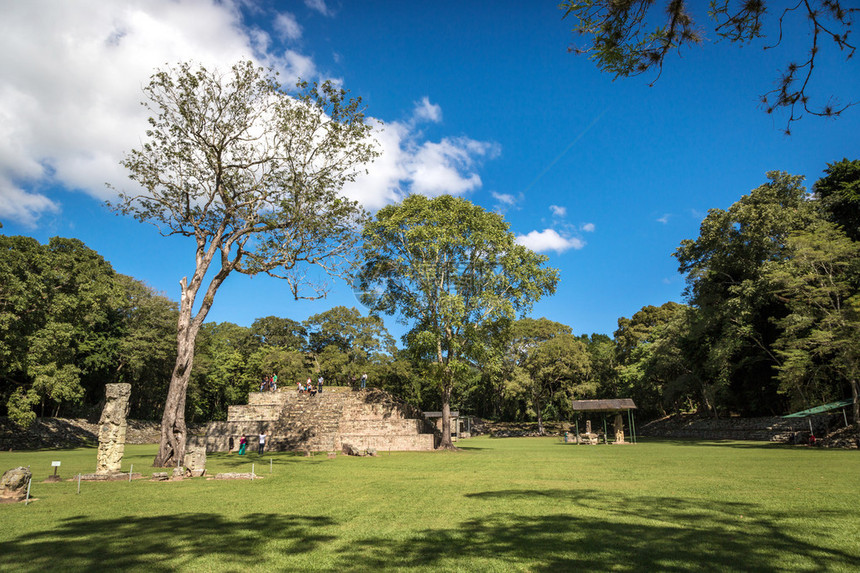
[0,0,336,226]
[274,12,302,41]
[515,229,585,254]
[581,222,595,232]
[412,97,442,123]
[492,192,517,206]
[342,125,500,210]
[657,213,671,224]
[409,138,499,196]
[0,0,497,226]
[549,204,567,217]
[281,49,318,81]
[304,0,332,16]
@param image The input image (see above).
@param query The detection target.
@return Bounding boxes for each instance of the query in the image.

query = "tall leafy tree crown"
[110,60,379,467]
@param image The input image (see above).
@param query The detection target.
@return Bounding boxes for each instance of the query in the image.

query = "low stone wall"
[0,417,165,450]
[638,413,846,442]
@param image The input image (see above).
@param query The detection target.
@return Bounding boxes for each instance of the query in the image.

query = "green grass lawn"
[1,437,858,572]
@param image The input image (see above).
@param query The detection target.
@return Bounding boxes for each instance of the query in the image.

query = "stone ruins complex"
[197,387,439,453]
[96,383,131,474]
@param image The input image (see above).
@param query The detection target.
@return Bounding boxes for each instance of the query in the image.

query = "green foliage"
[813,158,860,241]
[675,172,818,416]
[614,302,692,417]
[358,194,558,446]
[765,220,860,417]
[6,387,38,429]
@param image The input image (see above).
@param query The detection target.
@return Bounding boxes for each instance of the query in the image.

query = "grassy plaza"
[1,437,858,572]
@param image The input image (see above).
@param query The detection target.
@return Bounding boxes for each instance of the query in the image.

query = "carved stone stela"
[96,383,132,474]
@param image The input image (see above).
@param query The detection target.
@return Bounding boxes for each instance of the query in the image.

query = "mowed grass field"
[1,437,858,572]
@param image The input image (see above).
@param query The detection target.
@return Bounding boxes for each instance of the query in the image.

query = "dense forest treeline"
[1,159,858,428]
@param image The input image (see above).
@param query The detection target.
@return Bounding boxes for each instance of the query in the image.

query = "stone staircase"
[197,387,438,453]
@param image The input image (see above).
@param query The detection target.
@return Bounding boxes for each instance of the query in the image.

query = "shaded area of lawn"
[1,489,854,571]
[335,489,856,571]
[0,513,335,572]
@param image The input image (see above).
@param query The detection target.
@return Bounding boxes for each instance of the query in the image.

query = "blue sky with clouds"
[1,0,857,339]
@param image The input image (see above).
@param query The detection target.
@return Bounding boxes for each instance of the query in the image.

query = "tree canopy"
[358,194,558,448]
[111,60,379,467]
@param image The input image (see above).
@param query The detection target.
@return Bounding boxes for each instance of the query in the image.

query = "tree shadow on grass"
[334,489,858,571]
[639,438,820,451]
[0,512,335,572]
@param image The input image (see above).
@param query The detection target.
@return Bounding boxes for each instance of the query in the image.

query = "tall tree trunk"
[535,395,544,435]
[153,333,194,467]
[438,383,456,450]
[852,379,859,424]
[153,272,212,467]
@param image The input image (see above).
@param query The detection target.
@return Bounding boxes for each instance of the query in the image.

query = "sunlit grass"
[1,437,858,571]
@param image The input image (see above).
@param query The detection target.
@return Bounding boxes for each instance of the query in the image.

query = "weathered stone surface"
[200,387,438,453]
[1,467,31,500]
[366,447,377,456]
[96,383,132,474]
[184,448,206,472]
[151,472,169,481]
[342,443,360,456]
[79,472,140,481]
[172,467,185,478]
[214,472,259,480]
[613,413,626,444]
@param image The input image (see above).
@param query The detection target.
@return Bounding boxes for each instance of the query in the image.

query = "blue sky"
[1,0,858,340]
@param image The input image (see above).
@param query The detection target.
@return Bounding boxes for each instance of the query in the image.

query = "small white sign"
[51,461,61,467]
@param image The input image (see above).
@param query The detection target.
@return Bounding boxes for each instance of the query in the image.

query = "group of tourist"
[260,373,278,392]
[297,376,324,396]
[237,432,266,455]
[256,372,369,394]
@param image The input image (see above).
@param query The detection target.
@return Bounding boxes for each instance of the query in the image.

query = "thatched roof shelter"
[571,399,636,412]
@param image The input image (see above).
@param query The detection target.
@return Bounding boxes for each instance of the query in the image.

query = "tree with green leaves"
[515,324,593,434]
[304,305,396,383]
[614,302,694,417]
[814,158,860,242]
[113,275,179,420]
[0,236,126,425]
[675,171,819,416]
[358,195,558,448]
[561,0,857,133]
[111,61,379,467]
[765,220,860,420]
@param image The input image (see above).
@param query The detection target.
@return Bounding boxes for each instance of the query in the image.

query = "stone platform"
[196,387,439,453]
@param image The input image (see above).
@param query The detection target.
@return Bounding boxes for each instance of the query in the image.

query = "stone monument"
[613,413,626,443]
[96,383,132,474]
[1,467,32,502]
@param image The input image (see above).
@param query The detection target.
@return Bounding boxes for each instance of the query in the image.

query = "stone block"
[1,467,31,501]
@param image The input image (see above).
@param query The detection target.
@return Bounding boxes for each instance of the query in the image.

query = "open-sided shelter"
[570,399,637,444]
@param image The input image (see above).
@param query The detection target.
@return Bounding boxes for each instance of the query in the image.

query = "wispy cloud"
[412,97,442,124]
[273,12,302,41]
[657,213,671,224]
[581,222,595,232]
[493,192,518,206]
[549,204,567,218]
[304,0,332,17]
[515,229,585,254]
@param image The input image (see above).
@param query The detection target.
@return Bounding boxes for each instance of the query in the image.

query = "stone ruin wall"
[196,387,438,453]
